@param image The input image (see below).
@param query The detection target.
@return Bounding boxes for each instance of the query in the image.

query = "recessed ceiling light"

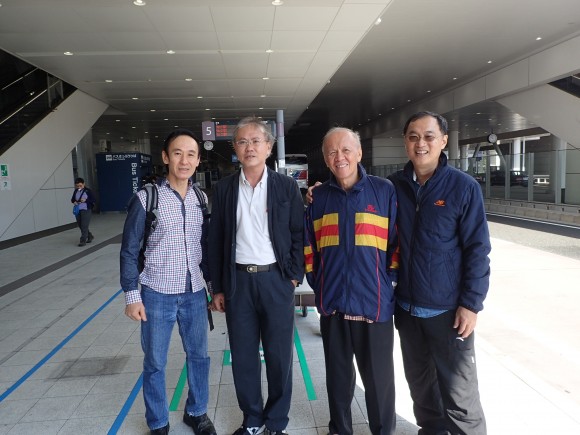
[132,97,139,100]
[133,0,146,6]
[116,119,120,122]
[105,79,113,83]
[487,60,493,64]
[260,94,266,98]
[132,126,136,129]
[536,36,542,41]
[64,51,73,56]
[197,96,203,99]
[150,109,156,112]
[266,49,273,53]
[164,118,169,121]
[374,17,382,26]
[272,0,283,5]
[205,108,211,111]
[166,50,175,54]
[185,78,193,81]
[262,77,269,80]
[174,125,179,128]
[426,90,431,93]
[452,77,457,80]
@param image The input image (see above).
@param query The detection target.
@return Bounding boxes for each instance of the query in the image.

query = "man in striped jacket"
[304,127,399,435]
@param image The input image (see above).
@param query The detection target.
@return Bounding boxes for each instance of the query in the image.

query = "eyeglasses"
[234,138,267,148]
[404,134,444,143]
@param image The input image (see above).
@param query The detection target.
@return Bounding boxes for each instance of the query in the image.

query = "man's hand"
[291,279,298,288]
[125,302,147,321]
[305,181,322,204]
[454,306,478,338]
[212,293,226,313]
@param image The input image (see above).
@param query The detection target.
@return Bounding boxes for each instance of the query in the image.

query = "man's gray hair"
[233,116,275,143]
[321,127,361,149]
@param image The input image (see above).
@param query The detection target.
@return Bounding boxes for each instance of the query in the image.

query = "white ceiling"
[1,0,580,149]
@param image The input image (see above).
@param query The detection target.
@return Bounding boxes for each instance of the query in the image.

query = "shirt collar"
[240,167,268,187]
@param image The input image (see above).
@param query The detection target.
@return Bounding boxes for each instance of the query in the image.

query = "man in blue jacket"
[389,111,490,435]
[304,127,399,435]
[209,117,304,435]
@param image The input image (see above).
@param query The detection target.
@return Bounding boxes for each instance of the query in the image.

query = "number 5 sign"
[202,121,215,141]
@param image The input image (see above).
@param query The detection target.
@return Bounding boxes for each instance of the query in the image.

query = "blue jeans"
[141,286,210,430]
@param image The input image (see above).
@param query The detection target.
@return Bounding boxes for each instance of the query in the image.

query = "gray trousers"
[75,209,92,242]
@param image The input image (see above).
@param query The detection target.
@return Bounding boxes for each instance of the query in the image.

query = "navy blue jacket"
[208,168,304,298]
[304,165,399,322]
[388,154,491,313]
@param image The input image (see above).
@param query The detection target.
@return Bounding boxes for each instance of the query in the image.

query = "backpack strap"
[192,184,214,331]
[138,184,158,272]
[192,184,210,220]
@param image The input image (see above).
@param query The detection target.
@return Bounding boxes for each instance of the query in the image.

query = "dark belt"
[236,263,277,273]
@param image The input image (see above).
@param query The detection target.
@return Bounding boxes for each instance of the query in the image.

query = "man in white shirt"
[209,117,304,435]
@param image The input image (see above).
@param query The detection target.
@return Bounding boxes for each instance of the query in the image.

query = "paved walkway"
[0,213,579,434]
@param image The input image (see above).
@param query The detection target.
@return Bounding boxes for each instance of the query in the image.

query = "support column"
[460,144,469,172]
[276,109,286,173]
[553,136,567,204]
[512,138,522,170]
[447,130,459,168]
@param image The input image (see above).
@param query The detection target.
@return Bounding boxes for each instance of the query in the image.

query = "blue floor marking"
[0,289,123,403]
[108,373,143,434]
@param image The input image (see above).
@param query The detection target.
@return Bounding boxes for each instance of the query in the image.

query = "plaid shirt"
[120,179,206,304]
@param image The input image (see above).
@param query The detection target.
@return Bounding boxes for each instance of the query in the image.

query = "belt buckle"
[247,265,258,273]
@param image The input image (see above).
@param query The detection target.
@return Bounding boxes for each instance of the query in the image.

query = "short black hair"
[74,177,85,184]
[163,128,201,154]
[403,111,448,135]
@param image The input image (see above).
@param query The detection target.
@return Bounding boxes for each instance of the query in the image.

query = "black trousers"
[320,315,396,435]
[75,209,92,242]
[225,266,295,432]
[394,304,486,435]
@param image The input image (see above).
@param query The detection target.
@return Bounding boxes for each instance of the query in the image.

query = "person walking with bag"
[71,177,95,247]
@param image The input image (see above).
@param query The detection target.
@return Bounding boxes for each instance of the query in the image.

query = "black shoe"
[232,425,265,435]
[78,242,86,247]
[87,234,94,243]
[183,412,217,435]
[150,423,169,435]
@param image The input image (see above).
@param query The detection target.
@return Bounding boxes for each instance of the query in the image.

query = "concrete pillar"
[276,110,286,172]
[512,138,521,170]
[553,136,567,204]
[460,144,469,172]
[447,130,459,168]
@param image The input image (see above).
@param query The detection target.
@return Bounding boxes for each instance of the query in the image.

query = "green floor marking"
[169,363,187,411]
[223,348,265,366]
[294,326,317,400]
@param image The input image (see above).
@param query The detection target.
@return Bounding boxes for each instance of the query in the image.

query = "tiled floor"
[1,212,580,434]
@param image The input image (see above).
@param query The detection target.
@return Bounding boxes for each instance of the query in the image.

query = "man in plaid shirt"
[120,129,216,435]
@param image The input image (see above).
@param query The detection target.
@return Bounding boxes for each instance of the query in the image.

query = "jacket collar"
[328,163,367,192]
